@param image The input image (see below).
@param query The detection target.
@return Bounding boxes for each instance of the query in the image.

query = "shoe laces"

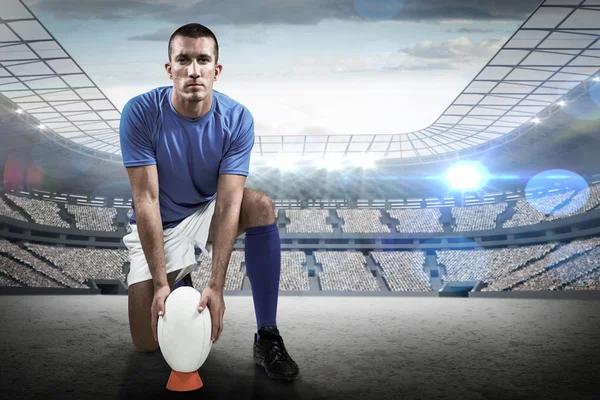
[264,335,292,363]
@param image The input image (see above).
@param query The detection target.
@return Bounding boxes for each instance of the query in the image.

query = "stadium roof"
[0,0,599,165]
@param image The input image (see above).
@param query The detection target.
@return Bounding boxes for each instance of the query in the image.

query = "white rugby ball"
[157,286,212,373]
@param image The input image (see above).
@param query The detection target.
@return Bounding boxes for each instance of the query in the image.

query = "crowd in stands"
[1,184,599,234]
[6,194,70,228]
[512,246,600,291]
[315,251,380,291]
[279,251,310,291]
[437,243,558,283]
[563,266,600,291]
[452,203,507,232]
[546,184,600,221]
[337,209,390,233]
[191,251,245,291]
[65,204,118,231]
[0,239,87,288]
[0,254,62,288]
[510,184,600,227]
[482,237,600,291]
[371,251,431,291]
[285,210,333,233]
[0,273,21,287]
[388,208,444,233]
[0,197,28,222]
[25,243,127,283]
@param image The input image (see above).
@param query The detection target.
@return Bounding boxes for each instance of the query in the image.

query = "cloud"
[400,36,505,60]
[447,27,499,34]
[321,36,506,72]
[26,0,540,24]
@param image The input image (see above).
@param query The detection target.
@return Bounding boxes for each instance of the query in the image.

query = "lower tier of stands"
[1,237,599,292]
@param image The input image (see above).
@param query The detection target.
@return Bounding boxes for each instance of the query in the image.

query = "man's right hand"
[151,284,171,343]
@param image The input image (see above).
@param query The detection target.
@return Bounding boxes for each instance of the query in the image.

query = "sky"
[19,0,541,137]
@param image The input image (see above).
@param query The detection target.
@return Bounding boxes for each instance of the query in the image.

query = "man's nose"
[188,60,200,77]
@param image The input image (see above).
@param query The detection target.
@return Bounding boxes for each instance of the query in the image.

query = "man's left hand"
[198,286,225,343]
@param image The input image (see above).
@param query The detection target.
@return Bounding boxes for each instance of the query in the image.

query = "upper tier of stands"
[1,183,599,233]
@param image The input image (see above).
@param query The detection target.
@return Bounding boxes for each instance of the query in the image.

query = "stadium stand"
[24,243,127,283]
[0,254,62,288]
[387,208,444,233]
[437,243,559,283]
[315,251,380,291]
[512,246,600,291]
[451,202,507,232]
[0,239,87,288]
[0,273,22,287]
[371,251,431,291]
[546,184,600,221]
[563,267,600,291]
[278,251,310,291]
[482,237,600,291]
[65,204,118,232]
[337,209,390,233]
[6,194,70,228]
[503,190,575,228]
[285,209,333,233]
[0,196,28,222]
[191,251,245,291]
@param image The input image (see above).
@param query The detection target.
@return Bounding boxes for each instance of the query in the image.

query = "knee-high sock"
[244,222,280,335]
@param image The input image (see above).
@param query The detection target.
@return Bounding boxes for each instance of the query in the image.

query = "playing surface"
[1,295,599,400]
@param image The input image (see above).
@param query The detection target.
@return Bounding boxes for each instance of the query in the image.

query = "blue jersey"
[119,86,254,229]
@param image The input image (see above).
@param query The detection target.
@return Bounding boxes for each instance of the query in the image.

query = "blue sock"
[244,222,280,338]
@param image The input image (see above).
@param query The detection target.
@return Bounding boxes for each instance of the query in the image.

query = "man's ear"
[165,62,172,79]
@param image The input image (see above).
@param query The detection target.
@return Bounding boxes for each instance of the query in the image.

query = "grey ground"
[1,295,599,400]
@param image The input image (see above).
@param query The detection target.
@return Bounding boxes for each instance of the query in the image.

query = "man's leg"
[127,270,180,352]
[208,187,299,380]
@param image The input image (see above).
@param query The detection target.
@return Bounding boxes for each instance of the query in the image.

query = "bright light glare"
[279,156,296,171]
[38,124,45,129]
[446,161,490,191]
[359,156,377,169]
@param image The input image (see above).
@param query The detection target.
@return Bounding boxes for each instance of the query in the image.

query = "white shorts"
[123,197,216,287]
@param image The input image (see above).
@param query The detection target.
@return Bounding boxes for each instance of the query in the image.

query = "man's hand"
[151,285,171,342]
[198,286,225,343]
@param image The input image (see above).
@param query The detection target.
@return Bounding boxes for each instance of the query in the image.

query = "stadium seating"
[0,239,87,288]
[285,209,333,233]
[191,251,245,291]
[65,204,118,232]
[482,237,600,291]
[315,251,380,291]
[0,197,28,222]
[387,208,444,233]
[6,194,69,228]
[512,246,600,291]
[451,202,507,231]
[0,254,62,288]
[24,243,127,283]
[371,251,431,291]
[437,243,558,283]
[337,209,390,233]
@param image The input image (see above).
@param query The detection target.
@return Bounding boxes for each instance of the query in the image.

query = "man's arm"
[209,174,246,292]
[126,164,168,289]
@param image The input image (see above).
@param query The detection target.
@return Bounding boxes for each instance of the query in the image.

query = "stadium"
[1,0,599,399]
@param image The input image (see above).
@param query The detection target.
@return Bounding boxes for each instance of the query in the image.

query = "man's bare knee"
[134,341,159,353]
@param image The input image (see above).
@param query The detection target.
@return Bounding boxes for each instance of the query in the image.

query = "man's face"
[166,36,221,103]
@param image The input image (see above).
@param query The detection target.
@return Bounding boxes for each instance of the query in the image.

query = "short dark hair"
[168,23,219,63]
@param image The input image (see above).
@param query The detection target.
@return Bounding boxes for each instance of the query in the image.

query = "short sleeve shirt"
[119,86,254,229]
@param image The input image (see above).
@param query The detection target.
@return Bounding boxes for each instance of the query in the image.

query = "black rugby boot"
[253,326,299,381]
